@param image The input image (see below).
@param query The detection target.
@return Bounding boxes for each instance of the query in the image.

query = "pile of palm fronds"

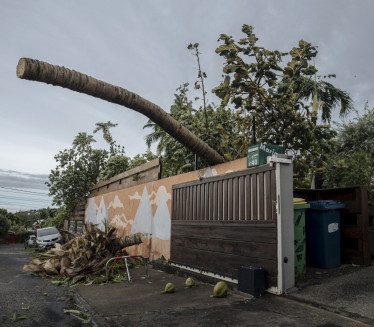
[23,223,143,278]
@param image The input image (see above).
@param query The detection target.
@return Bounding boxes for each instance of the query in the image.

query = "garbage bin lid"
[294,203,310,210]
[293,197,307,204]
[308,200,345,210]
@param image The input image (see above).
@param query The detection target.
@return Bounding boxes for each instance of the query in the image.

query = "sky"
[0,0,373,211]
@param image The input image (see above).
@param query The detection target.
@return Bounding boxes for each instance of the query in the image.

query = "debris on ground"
[161,282,175,294]
[63,308,91,324]
[212,281,228,298]
[185,277,195,288]
[23,223,144,280]
[11,313,28,322]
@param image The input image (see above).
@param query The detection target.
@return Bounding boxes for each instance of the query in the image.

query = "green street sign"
[247,144,285,167]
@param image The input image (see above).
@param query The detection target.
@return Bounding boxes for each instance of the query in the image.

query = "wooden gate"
[170,165,279,288]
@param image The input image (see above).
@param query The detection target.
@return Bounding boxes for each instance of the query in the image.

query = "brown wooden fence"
[67,199,86,234]
[170,165,278,288]
[294,186,370,266]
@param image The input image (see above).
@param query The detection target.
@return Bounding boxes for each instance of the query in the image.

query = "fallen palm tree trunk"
[23,223,144,277]
[16,58,225,166]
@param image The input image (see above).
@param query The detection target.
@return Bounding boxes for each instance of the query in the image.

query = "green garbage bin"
[294,202,310,277]
[306,200,345,269]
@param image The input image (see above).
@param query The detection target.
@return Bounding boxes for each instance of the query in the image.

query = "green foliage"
[16,231,34,243]
[47,121,129,216]
[0,208,60,233]
[11,211,34,232]
[42,207,66,228]
[144,83,240,177]
[336,103,374,156]
[0,213,10,238]
[98,155,130,182]
[323,151,372,186]
[145,43,240,177]
[212,25,353,186]
[93,121,125,155]
[47,121,159,216]
[97,150,158,182]
[128,150,158,170]
[0,209,16,225]
[46,132,109,216]
[187,42,208,127]
[323,105,374,205]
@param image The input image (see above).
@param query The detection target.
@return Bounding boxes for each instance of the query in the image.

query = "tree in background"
[98,155,130,182]
[145,44,240,177]
[128,150,158,170]
[42,207,66,229]
[12,211,35,231]
[144,83,239,177]
[212,25,353,186]
[94,121,125,156]
[47,121,157,216]
[0,207,65,232]
[187,43,209,128]
[47,132,108,216]
[0,208,32,233]
[323,105,374,205]
[0,212,10,239]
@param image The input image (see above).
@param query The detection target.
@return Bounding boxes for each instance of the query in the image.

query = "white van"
[35,227,62,249]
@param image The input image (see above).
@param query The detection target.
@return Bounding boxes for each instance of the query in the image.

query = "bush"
[0,214,10,239]
[322,150,374,205]
[17,231,34,243]
[42,208,67,229]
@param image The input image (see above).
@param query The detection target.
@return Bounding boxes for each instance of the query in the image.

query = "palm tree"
[293,76,353,122]
[16,58,225,166]
[93,121,118,155]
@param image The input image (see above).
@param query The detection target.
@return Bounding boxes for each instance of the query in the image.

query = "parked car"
[35,227,62,249]
[24,235,36,249]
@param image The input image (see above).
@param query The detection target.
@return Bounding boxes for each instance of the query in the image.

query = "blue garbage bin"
[306,200,345,269]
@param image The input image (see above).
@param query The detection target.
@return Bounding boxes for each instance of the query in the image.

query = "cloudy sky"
[0,0,373,211]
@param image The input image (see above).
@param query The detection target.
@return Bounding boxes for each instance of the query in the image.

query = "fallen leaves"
[23,223,144,279]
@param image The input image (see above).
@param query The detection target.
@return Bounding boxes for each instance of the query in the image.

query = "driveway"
[0,243,86,326]
[75,265,374,326]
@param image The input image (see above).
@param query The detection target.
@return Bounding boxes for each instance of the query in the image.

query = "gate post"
[268,154,294,294]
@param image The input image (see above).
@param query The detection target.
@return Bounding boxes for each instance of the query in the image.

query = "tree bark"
[17,58,225,166]
[120,232,144,247]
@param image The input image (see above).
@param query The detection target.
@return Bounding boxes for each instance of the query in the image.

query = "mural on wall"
[108,195,124,209]
[85,197,109,231]
[203,167,217,178]
[96,197,109,230]
[85,157,247,260]
[86,198,98,223]
[131,187,153,236]
[85,184,172,259]
[152,195,170,240]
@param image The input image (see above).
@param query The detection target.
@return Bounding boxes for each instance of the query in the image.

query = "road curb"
[285,294,374,326]
[73,289,104,327]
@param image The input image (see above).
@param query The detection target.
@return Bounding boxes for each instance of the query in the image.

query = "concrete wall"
[85,157,248,261]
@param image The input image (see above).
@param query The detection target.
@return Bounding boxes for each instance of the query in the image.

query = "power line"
[0,195,52,204]
[0,202,56,209]
[0,186,50,196]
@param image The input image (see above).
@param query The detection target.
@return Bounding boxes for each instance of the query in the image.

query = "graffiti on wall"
[85,184,172,259]
[85,157,247,260]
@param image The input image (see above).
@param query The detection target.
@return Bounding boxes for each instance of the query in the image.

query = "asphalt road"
[75,266,372,327]
[0,243,88,327]
[2,243,373,327]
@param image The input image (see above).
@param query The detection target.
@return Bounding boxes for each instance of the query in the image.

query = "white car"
[24,235,36,248]
[35,227,62,249]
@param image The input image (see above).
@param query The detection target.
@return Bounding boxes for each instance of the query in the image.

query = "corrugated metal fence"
[171,164,278,288]
[172,165,277,222]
